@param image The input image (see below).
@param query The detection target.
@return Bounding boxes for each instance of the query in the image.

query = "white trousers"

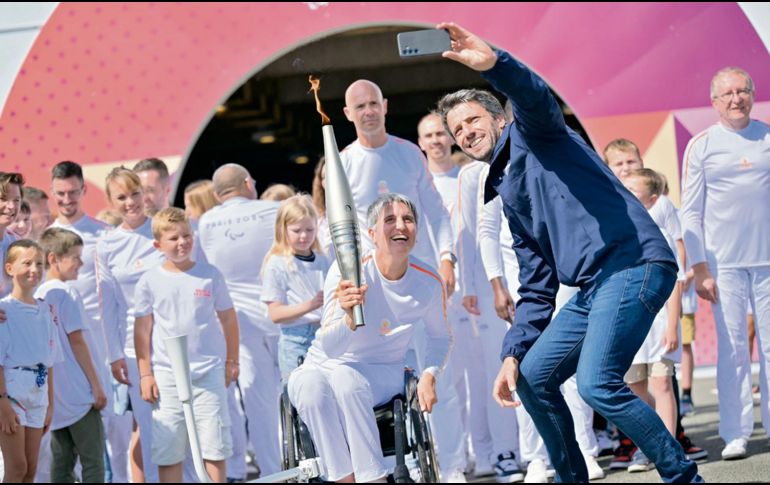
[231,333,282,476]
[226,383,249,480]
[288,359,403,482]
[451,305,493,467]
[411,318,468,472]
[710,263,770,442]
[562,375,598,458]
[106,409,133,482]
[127,355,159,482]
[476,295,520,460]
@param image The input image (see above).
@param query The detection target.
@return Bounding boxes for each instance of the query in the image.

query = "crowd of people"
[0,23,767,484]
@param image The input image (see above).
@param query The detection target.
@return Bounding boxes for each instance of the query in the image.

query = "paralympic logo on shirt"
[225,229,245,241]
[194,289,212,298]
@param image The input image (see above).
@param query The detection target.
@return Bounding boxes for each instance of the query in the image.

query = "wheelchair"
[280,368,441,483]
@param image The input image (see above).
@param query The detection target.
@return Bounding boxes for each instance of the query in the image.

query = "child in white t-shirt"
[262,194,331,380]
[36,228,108,482]
[134,208,239,483]
[0,240,63,482]
[622,169,683,471]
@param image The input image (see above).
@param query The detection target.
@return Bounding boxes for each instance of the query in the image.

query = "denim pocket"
[638,263,676,314]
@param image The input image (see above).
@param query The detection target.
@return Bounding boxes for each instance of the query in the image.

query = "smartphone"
[397,29,451,58]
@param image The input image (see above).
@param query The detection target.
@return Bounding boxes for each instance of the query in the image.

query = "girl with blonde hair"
[261,194,330,380]
[183,180,219,221]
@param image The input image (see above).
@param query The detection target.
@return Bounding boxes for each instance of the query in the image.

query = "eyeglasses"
[714,88,753,102]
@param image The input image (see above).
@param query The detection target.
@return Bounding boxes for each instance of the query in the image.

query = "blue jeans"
[516,262,702,483]
[279,323,320,381]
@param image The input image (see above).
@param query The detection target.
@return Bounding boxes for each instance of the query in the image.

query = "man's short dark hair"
[22,186,48,203]
[52,161,84,183]
[133,158,169,182]
[436,89,506,139]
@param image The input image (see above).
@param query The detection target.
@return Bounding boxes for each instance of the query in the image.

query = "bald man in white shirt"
[197,164,281,479]
[340,80,456,291]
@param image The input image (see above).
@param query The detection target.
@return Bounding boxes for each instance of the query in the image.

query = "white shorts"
[624,359,675,384]
[151,369,232,466]
[6,367,49,428]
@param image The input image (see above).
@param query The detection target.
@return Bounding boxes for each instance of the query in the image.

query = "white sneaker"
[443,468,467,483]
[474,458,495,478]
[594,429,618,456]
[495,452,525,483]
[524,459,549,483]
[583,455,605,481]
[721,438,748,460]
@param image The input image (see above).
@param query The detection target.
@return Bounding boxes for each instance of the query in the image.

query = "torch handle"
[353,304,365,328]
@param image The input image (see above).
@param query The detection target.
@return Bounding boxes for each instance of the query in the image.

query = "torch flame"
[309,75,331,125]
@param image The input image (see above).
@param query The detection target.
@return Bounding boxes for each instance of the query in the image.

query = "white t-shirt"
[681,120,770,268]
[0,230,17,298]
[456,162,490,299]
[198,197,279,339]
[479,190,518,286]
[261,252,331,328]
[430,165,462,294]
[134,262,233,380]
[51,215,111,357]
[317,216,333,258]
[306,253,452,377]
[430,165,462,236]
[649,195,682,242]
[0,295,63,369]
[633,226,684,365]
[190,218,208,264]
[340,136,453,265]
[35,279,98,430]
[96,218,164,362]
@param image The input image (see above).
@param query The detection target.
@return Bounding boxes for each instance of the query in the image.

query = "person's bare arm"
[134,314,158,404]
[490,277,515,323]
[0,367,20,434]
[217,308,240,388]
[68,330,107,410]
[267,292,323,324]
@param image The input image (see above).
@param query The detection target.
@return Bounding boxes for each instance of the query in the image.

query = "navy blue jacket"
[481,51,676,363]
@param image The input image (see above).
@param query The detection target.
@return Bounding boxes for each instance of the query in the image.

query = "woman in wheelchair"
[287,193,452,483]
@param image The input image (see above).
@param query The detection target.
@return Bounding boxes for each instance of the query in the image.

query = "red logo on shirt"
[739,158,752,170]
[194,289,211,298]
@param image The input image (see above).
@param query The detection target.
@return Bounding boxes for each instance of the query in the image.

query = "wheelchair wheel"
[280,391,298,471]
[405,374,440,482]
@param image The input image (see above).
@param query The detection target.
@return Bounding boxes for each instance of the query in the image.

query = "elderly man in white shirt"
[681,66,770,460]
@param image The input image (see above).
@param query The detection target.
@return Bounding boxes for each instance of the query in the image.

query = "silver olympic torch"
[165,335,213,483]
[323,124,366,328]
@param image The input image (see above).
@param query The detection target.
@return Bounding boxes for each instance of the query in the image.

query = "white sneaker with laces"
[524,459,548,483]
[443,468,467,483]
[495,452,525,483]
[583,454,605,480]
[721,438,748,460]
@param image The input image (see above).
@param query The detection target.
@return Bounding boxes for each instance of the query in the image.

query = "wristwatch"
[440,252,457,265]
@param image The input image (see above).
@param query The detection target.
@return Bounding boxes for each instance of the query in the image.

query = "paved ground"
[254,373,769,483]
[470,373,770,483]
